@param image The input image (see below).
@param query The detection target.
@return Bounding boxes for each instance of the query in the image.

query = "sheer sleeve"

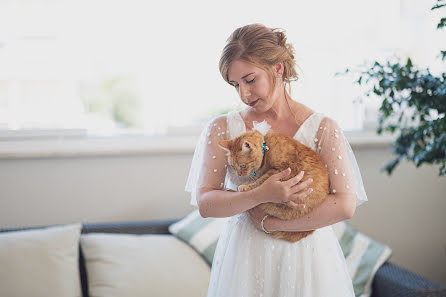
[314,117,368,207]
[185,115,229,206]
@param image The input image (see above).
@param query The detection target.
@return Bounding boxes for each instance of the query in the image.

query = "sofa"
[0,219,444,297]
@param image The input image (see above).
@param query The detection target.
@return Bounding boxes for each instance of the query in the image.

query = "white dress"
[185,109,368,297]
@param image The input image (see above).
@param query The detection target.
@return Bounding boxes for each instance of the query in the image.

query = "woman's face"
[227,59,280,112]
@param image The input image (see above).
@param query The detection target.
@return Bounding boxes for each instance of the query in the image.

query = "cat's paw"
[238,185,250,192]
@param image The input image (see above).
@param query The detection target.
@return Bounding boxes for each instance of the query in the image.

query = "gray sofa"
[1,219,445,297]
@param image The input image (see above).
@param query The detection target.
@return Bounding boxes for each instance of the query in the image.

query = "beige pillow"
[0,223,82,297]
[80,233,210,297]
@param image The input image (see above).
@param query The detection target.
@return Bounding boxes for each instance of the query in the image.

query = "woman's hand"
[253,168,313,209]
[246,205,269,231]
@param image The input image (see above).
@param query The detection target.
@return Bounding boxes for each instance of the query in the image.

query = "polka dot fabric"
[185,115,230,206]
[315,117,367,206]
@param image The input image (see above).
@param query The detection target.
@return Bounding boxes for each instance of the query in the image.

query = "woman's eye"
[231,79,254,88]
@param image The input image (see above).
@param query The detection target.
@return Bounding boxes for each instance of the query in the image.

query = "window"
[0,0,442,138]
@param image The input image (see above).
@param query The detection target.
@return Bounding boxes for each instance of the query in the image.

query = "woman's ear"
[273,62,284,76]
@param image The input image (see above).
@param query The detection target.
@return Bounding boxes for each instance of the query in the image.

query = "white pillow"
[0,223,82,297]
[168,209,228,265]
[80,233,210,297]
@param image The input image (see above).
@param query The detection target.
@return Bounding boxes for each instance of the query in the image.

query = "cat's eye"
[240,164,247,169]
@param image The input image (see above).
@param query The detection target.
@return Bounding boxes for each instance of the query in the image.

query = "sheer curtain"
[0,0,442,135]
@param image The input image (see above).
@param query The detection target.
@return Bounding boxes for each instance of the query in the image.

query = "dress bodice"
[186,109,367,208]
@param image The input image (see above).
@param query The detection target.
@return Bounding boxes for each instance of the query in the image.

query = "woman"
[185,23,367,297]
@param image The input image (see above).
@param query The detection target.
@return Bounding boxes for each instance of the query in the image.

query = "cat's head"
[218,131,264,176]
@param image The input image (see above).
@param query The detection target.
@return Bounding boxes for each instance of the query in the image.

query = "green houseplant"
[340,0,446,176]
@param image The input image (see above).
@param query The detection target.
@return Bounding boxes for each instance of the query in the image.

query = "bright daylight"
[1,0,443,135]
[0,1,445,297]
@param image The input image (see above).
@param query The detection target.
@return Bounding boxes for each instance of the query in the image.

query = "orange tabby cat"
[219,130,329,243]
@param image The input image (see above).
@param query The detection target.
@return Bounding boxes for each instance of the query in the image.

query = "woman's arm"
[247,192,356,232]
[198,168,309,218]
[197,188,260,218]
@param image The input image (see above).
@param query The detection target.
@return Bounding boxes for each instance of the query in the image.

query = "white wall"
[0,142,445,286]
[348,146,446,286]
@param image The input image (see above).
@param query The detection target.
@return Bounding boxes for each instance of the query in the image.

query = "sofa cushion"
[0,223,82,297]
[169,209,392,297]
[80,233,210,297]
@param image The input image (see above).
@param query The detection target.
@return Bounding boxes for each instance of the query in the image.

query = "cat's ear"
[241,141,253,154]
[218,140,231,154]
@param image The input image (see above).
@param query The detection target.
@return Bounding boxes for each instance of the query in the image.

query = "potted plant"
[340,0,446,176]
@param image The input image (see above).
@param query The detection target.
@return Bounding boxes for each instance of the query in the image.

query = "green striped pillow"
[332,221,392,297]
[168,210,228,265]
[169,210,392,297]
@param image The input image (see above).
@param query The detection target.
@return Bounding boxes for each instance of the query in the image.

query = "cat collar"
[252,139,269,177]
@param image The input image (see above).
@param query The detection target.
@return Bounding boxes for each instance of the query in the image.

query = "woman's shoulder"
[203,111,243,136]
[202,111,247,141]
[318,115,341,130]
[208,114,227,124]
[309,115,344,141]
[295,103,338,130]
[206,113,230,129]
[294,104,342,134]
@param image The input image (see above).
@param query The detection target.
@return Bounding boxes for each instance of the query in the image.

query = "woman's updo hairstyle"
[219,23,299,91]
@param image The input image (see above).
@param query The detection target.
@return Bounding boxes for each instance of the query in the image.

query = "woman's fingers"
[273,167,291,181]
[290,177,313,193]
[284,170,304,186]
[265,169,314,204]
[291,187,313,201]
[284,201,306,209]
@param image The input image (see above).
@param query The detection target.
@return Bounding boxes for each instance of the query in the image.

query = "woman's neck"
[268,91,295,121]
[255,88,297,124]
[241,85,313,130]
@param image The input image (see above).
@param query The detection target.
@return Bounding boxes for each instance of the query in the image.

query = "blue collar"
[252,138,269,177]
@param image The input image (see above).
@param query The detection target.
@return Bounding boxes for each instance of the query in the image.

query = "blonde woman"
[185,23,367,297]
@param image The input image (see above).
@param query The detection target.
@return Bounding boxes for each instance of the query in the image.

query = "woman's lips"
[248,99,259,107]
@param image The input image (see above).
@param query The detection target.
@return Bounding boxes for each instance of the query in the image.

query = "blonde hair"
[219,24,299,93]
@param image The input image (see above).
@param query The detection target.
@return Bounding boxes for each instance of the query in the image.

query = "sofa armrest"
[0,219,180,235]
[371,262,444,297]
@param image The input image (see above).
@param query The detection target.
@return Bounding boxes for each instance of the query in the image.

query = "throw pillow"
[80,233,210,297]
[169,209,392,297]
[332,221,393,297]
[0,223,82,297]
[168,209,228,265]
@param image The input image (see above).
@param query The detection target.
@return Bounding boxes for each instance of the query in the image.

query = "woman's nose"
[238,83,251,100]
